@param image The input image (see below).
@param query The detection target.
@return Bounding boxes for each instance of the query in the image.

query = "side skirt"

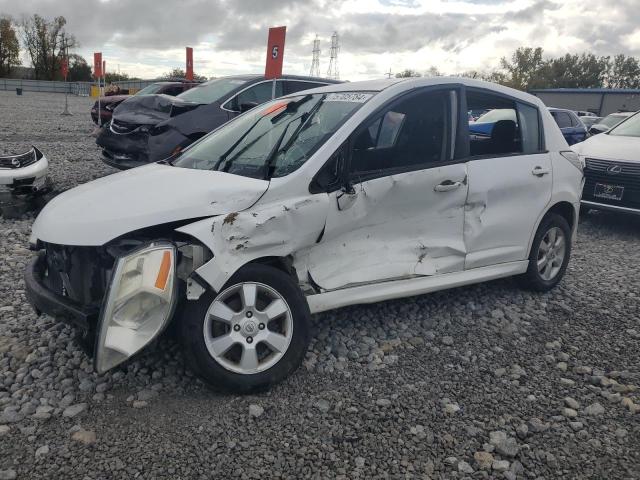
[306,261,528,314]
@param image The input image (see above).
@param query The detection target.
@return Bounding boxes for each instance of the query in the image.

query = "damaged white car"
[0,146,50,197]
[26,78,583,392]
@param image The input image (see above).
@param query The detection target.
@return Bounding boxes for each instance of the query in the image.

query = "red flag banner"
[265,26,286,79]
[93,52,102,78]
[61,58,68,80]
[186,47,194,81]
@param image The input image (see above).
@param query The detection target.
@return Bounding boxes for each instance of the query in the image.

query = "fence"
[0,78,161,96]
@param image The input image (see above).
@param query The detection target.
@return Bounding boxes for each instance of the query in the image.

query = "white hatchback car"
[26,78,583,392]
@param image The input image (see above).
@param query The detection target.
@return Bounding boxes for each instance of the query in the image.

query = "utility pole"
[385,68,394,79]
[60,34,72,116]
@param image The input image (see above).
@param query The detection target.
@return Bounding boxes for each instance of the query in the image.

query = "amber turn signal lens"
[154,251,172,290]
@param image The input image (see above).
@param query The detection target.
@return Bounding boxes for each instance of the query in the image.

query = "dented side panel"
[176,195,330,292]
[305,165,469,291]
[464,153,553,269]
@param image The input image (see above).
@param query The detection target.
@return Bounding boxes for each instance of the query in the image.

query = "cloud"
[0,0,639,80]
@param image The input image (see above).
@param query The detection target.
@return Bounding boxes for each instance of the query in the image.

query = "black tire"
[180,263,311,393]
[517,213,572,292]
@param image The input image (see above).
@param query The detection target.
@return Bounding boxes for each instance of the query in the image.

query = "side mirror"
[589,124,607,135]
[240,102,259,113]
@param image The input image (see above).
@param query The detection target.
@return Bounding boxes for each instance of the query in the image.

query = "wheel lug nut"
[233,325,240,331]
[246,311,253,318]
[258,323,265,330]
[246,336,253,344]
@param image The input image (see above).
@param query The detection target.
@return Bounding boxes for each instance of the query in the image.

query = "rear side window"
[466,91,521,157]
[551,111,572,129]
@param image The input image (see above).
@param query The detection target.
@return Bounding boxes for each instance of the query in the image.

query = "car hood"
[572,133,640,163]
[31,163,268,246]
[114,94,203,125]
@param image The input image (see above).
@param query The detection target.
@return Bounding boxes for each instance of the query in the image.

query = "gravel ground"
[1,91,639,479]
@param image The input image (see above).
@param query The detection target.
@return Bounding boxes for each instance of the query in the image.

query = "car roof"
[198,74,342,86]
[607,111,635,116]
[547,107,575,113]
[291,76,546,105]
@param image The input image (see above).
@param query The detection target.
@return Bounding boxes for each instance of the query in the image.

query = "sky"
[1,0,639,81]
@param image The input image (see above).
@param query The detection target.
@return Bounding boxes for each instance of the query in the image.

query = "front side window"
[601,114,628,129]
[608,112,640,137]
[227,82,284,112]
[172,92,371,179]
[177,78,249,104]
[350,90,449,174]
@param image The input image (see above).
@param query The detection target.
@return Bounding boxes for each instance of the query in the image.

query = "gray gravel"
[1,91,639,479]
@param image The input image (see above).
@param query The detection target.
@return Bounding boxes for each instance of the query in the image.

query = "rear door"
[307,87,469,290]
[464,89,552,269]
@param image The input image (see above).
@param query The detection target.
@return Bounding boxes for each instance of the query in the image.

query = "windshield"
[177,78,249,104]
[134,83,166,96]
[173,92,371,179]
[474,109,516,123]
[609,112,640,137]
[600,114,628,128]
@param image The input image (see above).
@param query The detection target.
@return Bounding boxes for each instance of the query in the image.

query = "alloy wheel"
[203,282,293,374]
[537,226,567,281]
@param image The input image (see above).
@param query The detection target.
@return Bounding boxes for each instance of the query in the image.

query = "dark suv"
[96,74,341,169]
[91,81,200,126]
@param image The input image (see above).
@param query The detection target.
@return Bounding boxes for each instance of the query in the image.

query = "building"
[530,88,640,116]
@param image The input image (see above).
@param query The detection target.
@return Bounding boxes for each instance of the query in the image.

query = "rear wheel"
[180,264,311,393]
[518,213,572,292]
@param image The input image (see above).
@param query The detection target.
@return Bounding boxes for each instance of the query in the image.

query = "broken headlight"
[95,243,176,373]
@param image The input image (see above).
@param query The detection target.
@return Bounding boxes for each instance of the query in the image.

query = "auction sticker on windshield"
[325,92,373,103]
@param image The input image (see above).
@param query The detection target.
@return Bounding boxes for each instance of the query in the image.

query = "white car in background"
[573,111,640,215]
[0,147,49,196]
[25,78,583,392]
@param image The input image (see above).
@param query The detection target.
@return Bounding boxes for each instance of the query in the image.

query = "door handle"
[434,180,462,192]
[532,166,550,177]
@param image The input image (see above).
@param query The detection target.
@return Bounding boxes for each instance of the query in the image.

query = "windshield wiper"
[263,95,325,179]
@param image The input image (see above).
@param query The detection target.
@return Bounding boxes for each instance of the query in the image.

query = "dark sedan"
[91,81,200,126]
[96,74,341,169]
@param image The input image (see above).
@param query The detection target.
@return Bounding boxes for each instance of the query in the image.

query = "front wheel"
[180,264,311,393]
[518,213,572,292]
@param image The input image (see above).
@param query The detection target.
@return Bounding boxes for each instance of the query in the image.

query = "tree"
[0,16,21,77]
[607,54,640,89]
[66,54,92,81]
[21,14,75,80]
[498,47,545,90]
[160,67,207,82]
[105,72,131,83]
[395,69,422,78]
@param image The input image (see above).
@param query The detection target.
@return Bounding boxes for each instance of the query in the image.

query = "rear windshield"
[600,114,627,128]
[177,78,249,104]
[134,84,166,96]
[173,92,372,179]
[608,112,640,137]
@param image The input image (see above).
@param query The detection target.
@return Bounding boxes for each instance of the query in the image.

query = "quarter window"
[350,90,449,174]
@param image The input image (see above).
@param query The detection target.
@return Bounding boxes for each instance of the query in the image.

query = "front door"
[306,88,469,291]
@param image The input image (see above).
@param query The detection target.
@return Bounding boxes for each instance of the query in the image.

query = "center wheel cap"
[241,320,258,336]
